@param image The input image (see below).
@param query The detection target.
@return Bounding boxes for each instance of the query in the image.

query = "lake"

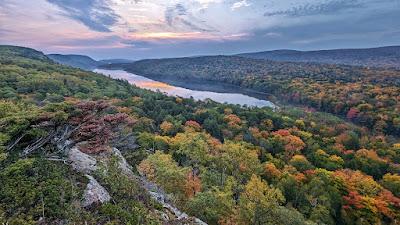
[94,69,275,108]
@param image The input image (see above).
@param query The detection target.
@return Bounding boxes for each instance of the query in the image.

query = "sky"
[0,0,399,60]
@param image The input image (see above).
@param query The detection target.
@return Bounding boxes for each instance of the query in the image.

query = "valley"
[2,1,400,224]
[112,55,400,137]
[0,45,399,225]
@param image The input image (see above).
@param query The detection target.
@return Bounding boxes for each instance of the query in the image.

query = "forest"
[116,56,400,137]
[0,46,400,225]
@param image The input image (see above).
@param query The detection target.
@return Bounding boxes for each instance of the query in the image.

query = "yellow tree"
[160,121,174,135]
[218,141,261,183]
[238,174,284,225]
[137,151,188,198]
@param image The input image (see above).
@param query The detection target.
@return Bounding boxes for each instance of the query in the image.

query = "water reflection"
[95,69,274,108]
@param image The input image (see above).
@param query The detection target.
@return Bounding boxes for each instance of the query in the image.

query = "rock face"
[67,146,97,173]
[82,175,111,207]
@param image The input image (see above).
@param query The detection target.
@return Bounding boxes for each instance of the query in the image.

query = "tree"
[273,130,305,160]
[313,149,344,170]
[217,141,261,182]
[238,174,310,224]
[238,174,284,224]
[289,155,314,172]
[160,120,174,135]
[169,130,215,166]
[137,151,188,198]
[263,162,282,182]
[184,171,202,199]
[186,187,235,225]
[184,120,202,132]
[70,101,135,153]
[335,169,383,196]
[336,131,360,150]
[349,149,388,179]
[382,173,400,197]
[346,108,359,120]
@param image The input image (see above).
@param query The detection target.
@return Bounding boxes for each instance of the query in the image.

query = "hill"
[47,54,102,70]
[47,54,134,70]
[0,45,51,61]
[238,46,400,69]
[1,45,400,225]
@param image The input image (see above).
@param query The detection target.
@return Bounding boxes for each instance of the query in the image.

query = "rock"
[140,177,208,225]
[82,175,111,207]
[67,146,97,173]
[112,147,135,177]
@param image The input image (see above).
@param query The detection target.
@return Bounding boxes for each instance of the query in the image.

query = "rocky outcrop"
[65,146,110,207]
[58,137,207,224]
[67,146,97,174]
[82,175,111,207]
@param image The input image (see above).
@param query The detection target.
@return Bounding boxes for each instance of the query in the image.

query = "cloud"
[47,0,120,32]
[264,32,282,38]
[165,4,187,26]
[120,39,154,48]
[0,28,15,36]
[164,3,216,32]
[231,0,250,11]
[2,0,399,59]
[264,0,364,17]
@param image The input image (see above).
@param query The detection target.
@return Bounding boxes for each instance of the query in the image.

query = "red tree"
[347,108,359,120]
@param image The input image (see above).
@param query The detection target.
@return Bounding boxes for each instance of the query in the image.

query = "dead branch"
[21,130,56,157]
[7,133,26,151]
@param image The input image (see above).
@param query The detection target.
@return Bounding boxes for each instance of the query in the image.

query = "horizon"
[1,0,399,60]
[46,45,400,61]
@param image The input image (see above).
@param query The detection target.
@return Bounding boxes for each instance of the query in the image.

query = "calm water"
[95,69,275,108]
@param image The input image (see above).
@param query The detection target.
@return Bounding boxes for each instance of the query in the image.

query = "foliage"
[0,159,83,224]
[124,56,400,136]
[0,45,399,224]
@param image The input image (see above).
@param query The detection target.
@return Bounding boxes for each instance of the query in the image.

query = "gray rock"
[141,176,208,225]
[67,146,97,173]
[82,175,111,207]
[112,147,135,177]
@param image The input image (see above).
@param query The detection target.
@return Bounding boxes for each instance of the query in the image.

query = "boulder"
[67,146,97,173]
[82,175,111,207]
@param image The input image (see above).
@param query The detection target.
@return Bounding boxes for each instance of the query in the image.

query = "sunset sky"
[1,0,399,59]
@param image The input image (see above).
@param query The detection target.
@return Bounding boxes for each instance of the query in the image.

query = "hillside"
[1,45,400,225]
[47,54,102,70]
[47,54,134,70]
[0,45,51,61]
[238,46,400,69]
[115,55,400,136]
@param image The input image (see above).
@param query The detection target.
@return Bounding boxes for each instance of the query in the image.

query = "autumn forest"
[0,45,399,225]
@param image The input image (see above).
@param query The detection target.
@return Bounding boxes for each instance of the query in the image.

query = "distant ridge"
[0,45,50,61]
[237,46,400,69]
[47,54,102,70]
[47,54,134,70]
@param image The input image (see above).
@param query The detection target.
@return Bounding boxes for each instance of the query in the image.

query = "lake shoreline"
[94,68,276,108]
[98,66,276,101]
